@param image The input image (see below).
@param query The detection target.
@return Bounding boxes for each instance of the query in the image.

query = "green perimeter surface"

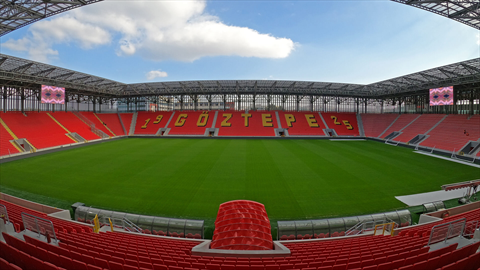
[0,138,478,236]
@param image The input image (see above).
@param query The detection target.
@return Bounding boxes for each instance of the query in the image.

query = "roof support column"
[364,98,367,114]
[207,95,212,111]
[252,94,256,111]
[2,86,7,113]
[20,88,25,114]
[223,94,226,111]
[65,94,69,112]
[470,89,474,115]
[92,97,96,113]
[77,95,81,112]
[267,94,271,111]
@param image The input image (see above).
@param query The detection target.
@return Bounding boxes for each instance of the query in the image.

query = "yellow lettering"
[197,113,209,127]
[285,114,295,127]
[241,113,252,127]
[221,114,232,127]
[305,114,319,128]
[174,114,188,127]
[343,120,353,130]
[331,115,341,125]
[262,114,273,127]
[141,118,150,129]
[153,115,163,124]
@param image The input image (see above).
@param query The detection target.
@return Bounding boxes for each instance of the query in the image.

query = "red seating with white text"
[394,114,445,143]
[0,112,75,149]
[278,111,326,136]
[167,111,215,135]
[49,112,100,141]
[321,112,359,136]
[217,111,278,136]
[361,114,398,138]
[79,112,115,137]
[95,113,125,136]
[134,111,172,135]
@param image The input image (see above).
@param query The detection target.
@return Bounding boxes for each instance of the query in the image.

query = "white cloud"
[2,0,295,63]
[146,70,168,80]
[477,33,480,45]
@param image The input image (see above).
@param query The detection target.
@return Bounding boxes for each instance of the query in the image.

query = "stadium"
[0,0,480,270]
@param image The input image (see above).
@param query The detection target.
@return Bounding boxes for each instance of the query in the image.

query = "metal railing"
[108,217,142,233]
[346,217,398,236]
[21,212,57,243]
[73,111,109,138]
[0,204,10,224]
[463,220,479,239]
[428,218,466,246]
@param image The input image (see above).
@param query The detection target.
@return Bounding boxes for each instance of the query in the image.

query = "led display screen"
[429,86,453,106]
[41,85,65,104]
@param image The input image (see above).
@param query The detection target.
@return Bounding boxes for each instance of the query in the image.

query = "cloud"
[477,33,480,45]
[2,0,295,63]
[146,70,168,80]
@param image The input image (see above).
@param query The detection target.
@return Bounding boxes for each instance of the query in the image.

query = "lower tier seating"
[321,112,360,136]
[0,120,20,156]
[361,114,399,138]
[393,114,445,143]
[79,112,116,137]
[217,111,278,136]
[0,112,75,149]
[121,113,134,135]
[96,113,126,136]
[134,112,173,135]
[277,111,326,136]
[168,111,215,135]
[49,112,100,141]
[381,114,419,139]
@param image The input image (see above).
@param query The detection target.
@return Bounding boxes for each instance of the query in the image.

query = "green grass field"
[0,138,478,236]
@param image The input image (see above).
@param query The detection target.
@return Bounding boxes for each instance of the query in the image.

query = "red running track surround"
[321,112,360,136]
[0,121,20,156]
[120,113,134,135]
[361,114,399,138]
[168,111,215,135]
[96,113,126,136]
[421,115,480,152]
[211,200,273,250]
[277,111,326,136]
[217,111,278,136]
[134,112,173,135]
[394,114,445,143]
[0,112,75,149]
[79,112,115,137]
[380,114,418,139]
[49,112,100,141]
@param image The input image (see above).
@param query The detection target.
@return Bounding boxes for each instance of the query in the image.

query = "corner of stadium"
[0,1,480,270]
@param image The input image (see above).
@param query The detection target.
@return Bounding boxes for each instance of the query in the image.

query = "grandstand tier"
[393,114,445,143]
[217,111,278,136]
[95,113,126,136]
[0,112,76,149]
[167,111,215,135]
[380,114,418,139]
[49,112,100,141]
[321,112,360,136]
[361,114,399,138]
[79,112,116,137]
[120,113,134,135]
[277,111,326,136]
[0,119,20,156]
[134,111,173,135]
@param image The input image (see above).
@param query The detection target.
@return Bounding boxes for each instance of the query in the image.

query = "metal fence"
[428,218,466,245]
[21,212,57,243]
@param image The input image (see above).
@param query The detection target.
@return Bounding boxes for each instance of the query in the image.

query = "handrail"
[428,218,466,245]
[21,212,57,243]
[0,204,10,224]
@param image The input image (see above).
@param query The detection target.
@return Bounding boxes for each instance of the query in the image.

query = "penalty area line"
[414,151,480,168]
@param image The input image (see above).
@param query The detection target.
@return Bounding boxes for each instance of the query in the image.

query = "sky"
[0,0,478,85]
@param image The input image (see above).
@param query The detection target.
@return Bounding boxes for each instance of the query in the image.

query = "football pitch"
[0,138,478,231]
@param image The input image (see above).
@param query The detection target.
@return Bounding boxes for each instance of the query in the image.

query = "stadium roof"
[392,0,480,30]
[0,0,479,37]
[0,0,103,37]
[1,53,479,98]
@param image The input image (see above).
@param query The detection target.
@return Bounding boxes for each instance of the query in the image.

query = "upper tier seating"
[79,112,116,137]
[217,111,278,136]
[134,112,173,135]
[277,111,326,136]
[167,111,215,135]
[394,114,445,143]
[0,112,75,149]
[361,114,399,138]
[95,113,125,136]
[321,112,360,136]
[421,115,480,152]
[381,114,419,139]
[48,112,100,141]
[121,113,134,135]
[0,120,20,156]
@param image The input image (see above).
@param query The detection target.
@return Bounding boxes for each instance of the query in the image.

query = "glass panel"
[277,221,296,239]
[152,217,169,236]
[357,215,374,223]
[385,211,401,224]
[168,218,186,237]
[343,216,360,230]
[110,212,126,228]
[137,215,155,233]
[433,201,445,211]
[85,208,101,225]
[328,218,346,235]
[371,213,386,225]
[423,203,436,213]
[185,220,204,239]
[97,210,114,225]
[312,219,330,237]
[74,206,89,223]
[124,213,140,225]
[294,220,313,238]
[397,210,412,227]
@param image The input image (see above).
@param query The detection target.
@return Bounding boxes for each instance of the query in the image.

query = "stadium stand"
[134,111,173,135]
[167,111,215,135]
[381,114,419,139]
[361,114,399,138]
[120,113,134,135]
[277,111,327,136]
[217,111,278,136]
[321,112,360,136]
[95,113,126,136]
[0,112,75,149]
[0,120,20,156]
[421,115,480,152]
[49,112,100,141]
[393,114,446,143]
[79,112,116,137]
